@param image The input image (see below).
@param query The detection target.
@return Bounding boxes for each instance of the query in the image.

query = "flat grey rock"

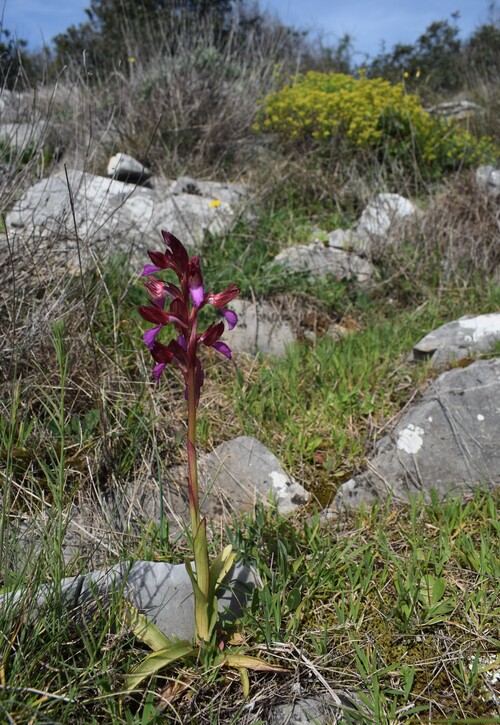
[476,165,500,199]
[125,436,309,534]
[0,121,46,153]
[334,359,500,509]
[326,227,371,256]
[414,313,500,366]
[273,242,374,288]
[229,298,295,356]
[5,170,241,269]
[107,153,152,184]
[355,192,419,241]
[0,559,258,641]
[267,693,363,725]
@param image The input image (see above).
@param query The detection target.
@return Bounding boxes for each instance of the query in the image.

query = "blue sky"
[2,0,493,59]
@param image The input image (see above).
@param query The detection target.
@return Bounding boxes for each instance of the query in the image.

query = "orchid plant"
[125,231,281,692]
[138,229,239,644]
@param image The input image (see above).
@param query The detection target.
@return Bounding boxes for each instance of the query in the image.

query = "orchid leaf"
[209,544,238,599]
[193,518,210,598]
[125,640,197,691]
[221,653,289,672]
[185,559,210,642]
[123,601,172,652]
[239,667,250,699]
[208,594,219,637]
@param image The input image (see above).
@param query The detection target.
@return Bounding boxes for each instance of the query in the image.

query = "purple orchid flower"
[138,230,240,401]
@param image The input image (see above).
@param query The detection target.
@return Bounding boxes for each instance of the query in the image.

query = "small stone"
[107,153,152,184]
[476,165,500,199]
[355,192,419,239]
[413,313,500,366]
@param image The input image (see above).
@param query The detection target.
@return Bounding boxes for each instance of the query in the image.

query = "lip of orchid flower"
[198,321,233,359]
[142,263,162,277]
[152,363,167,382]
[143,324,162,350]
[188,256,205,308]
[220,307,238,330]
[211,340,232,359]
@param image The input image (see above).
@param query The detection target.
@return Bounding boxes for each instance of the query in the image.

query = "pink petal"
[142,264,161,276]
[211,341,232,360]
[143,325,162,349]
[190,282,205,308]
[222,307,238,330]
[152,363,166,382]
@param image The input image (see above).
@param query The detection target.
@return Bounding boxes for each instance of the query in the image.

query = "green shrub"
[254,71,497,179]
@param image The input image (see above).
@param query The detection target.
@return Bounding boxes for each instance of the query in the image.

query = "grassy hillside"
[0,8,499,723]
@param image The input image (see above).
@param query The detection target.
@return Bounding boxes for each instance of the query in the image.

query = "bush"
[254,71,497,180]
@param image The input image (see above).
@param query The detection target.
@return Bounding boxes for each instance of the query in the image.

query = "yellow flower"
[128,56,136,63]
[209,199,221,208]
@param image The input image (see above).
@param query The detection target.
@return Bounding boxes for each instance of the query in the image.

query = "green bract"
[254,71,496,177]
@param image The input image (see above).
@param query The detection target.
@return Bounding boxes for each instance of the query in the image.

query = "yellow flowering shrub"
[254,72,496,176]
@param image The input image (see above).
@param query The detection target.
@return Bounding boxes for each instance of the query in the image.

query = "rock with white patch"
[413,313,500,366]
[115,436,309,535]
[334,359,500,509]
[397,424,425,455]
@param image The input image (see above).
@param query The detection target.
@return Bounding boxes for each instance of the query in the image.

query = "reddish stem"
[187,349,200,536]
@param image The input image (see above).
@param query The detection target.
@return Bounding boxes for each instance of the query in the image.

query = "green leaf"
[221,653,289,672]
[432,576,446,602]
[193,518,210,599]
[286,587,301,612]
[125,640,197,691]
[418,574,446,607]
[209,544,238,599]
[208,594,219,638]
[123,601,172,652]
[239,667,250,699]
[185,559,210,642]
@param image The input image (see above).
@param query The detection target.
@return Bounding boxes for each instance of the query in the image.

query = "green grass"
[0,494,498,722]
[1,204,500,722]
[229,493,500,722]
